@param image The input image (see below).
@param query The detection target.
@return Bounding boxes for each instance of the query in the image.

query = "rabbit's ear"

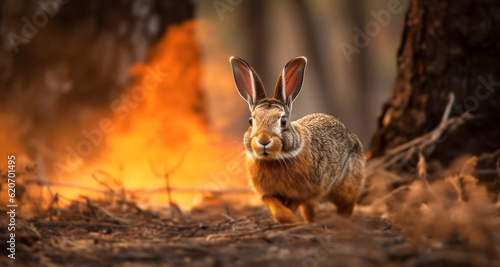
[230,56,267,110]
[274,56,307,109]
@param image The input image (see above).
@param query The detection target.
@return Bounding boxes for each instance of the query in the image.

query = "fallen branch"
[33,221,133,228]
[24,178,112,195]
[477,148,500,164]
[23,178,252,194]
[205,223,304,241]
[130,186,252,194]
[366,93,473,176]
[381,185,411,202]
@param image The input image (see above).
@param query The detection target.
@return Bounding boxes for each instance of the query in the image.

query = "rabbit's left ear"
[230,56,267,110]
[274,57,307,109]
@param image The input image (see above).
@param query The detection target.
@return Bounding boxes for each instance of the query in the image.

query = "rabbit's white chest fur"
[246,148,324,201]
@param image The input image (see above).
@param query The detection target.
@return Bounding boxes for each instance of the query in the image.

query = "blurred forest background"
[197,0,406,143]
[0,0,407,205]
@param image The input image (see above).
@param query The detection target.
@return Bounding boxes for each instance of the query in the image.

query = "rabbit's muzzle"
[250,133,282,158]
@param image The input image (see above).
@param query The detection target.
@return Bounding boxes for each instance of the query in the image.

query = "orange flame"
[0,20,252,209]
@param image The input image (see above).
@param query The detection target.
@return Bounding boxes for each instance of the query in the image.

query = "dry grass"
[1,156,499,267]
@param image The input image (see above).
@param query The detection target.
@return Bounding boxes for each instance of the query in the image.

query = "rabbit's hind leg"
[327,173,363,218]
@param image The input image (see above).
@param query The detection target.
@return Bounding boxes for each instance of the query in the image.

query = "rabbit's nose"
[258,139,272,146]
[257,133,272,146]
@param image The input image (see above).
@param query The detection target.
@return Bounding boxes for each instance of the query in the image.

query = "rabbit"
[229,56,365,224]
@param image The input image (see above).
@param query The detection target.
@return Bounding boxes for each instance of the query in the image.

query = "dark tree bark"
[368,1,500,189]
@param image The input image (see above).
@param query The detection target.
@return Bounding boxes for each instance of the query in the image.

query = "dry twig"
[84,197,129,225]
[91,173,115,195]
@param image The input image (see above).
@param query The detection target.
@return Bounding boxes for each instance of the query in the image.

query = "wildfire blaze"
[75,20,248,207]
[1,20,249,209]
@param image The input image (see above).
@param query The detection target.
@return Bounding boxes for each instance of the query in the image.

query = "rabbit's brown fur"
[230,56,365,224]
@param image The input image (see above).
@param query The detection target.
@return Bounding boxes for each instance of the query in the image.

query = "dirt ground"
[2,193,499,267]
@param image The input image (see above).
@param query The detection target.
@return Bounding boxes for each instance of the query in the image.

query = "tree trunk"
[368,0,500,191]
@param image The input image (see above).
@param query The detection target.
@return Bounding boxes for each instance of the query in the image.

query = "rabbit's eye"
[280,116,287,127]
[249,117,253,126]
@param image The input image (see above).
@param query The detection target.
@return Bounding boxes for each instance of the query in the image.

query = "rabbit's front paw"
[300,201,318,223]
[262,196,299,224]
[274,212,299,224]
